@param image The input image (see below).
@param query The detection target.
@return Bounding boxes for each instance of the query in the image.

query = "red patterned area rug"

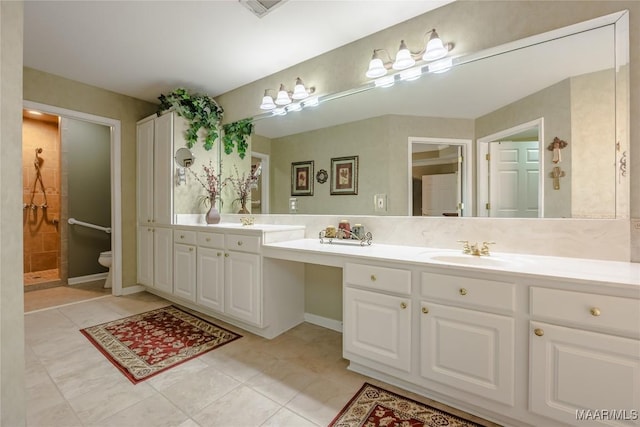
[329,383,486,427]
[80,305,241,384]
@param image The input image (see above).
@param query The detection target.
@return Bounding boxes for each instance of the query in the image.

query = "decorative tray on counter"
[319,229,373,246]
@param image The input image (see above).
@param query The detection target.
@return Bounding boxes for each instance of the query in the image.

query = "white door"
[197,247,225,312]
[530,321,640,427]
[153,113,173,224]
[422,173,458,216]
[224,251,261,326]
[136,120,154,224]
[343,287,411,372]
[419,302,515,405]
[153,227,173,293]
[173,243,196,302]
[136,226,154,287]
[489,141,539,217]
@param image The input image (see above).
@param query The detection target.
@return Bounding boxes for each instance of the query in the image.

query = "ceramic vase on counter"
[206,197,221,224]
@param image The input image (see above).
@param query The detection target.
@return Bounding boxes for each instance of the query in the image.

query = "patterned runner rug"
[80,305,241,384]
[329,383,486,427]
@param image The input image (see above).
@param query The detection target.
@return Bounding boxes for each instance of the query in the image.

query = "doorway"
[477,118,544,218]
[23,101,122,295]
[408,137,473,217]
[251,152,270,214]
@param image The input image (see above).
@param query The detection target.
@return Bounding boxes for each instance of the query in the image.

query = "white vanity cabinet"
[136,112,173,226]
[529,287,640,427]
[196,231,225,313]
[343,263,412,374]
[173,230,197,302]
[223,233,262,326]
[137,225,172,293]
[419,272,515,406]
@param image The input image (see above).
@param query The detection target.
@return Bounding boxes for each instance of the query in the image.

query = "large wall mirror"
[241,11,629,218]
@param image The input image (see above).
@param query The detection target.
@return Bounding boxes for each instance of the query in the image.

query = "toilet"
[98,251,112,288]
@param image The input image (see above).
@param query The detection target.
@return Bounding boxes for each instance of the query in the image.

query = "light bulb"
[423,29,448,61]
[259,92,276,110]
[291,78,309,100]
[274,84,291,105]
[366,50,387,78]
[392,40,415,70]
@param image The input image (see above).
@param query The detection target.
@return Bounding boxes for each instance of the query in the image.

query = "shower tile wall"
[22,115,62,277]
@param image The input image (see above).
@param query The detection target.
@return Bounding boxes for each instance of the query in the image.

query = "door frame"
[407,137,472,216]
[477,118,544,218]
[23,101,122,295]
[251,151,270,214]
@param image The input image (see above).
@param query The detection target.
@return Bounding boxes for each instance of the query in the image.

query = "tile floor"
[25,291,498,427]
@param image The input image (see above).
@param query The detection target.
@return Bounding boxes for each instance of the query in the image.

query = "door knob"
[534,328,544,337]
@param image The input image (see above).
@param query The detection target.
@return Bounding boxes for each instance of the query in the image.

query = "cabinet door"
[137,226,154,287]
[136,120,154,224]
[153,227,173,293]
[419,302,515,405]
[344,287,411,372]
[173,243,196,302]
[224,251,261,326]
[530,321,640,427]
[197,247,225,312]
[153,113,173,225]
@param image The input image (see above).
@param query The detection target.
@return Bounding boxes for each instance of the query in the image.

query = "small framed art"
[291,160,314,196]
[330,156,358,195]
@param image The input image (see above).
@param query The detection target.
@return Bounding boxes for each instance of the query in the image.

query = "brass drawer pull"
[422,307,429,314]
[534,328,544,337]
[224,253,229,257]
[188,247,193,252]
[590,307,601,317]
[217,252,222,257]
[237,241,243,246]
[400,302,407,309]
[206,237,211,242]
[370,275,377,282]
[180,235,185,239]
[459,288,467,296]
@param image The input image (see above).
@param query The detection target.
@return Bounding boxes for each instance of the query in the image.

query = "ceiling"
[23,0,454,104]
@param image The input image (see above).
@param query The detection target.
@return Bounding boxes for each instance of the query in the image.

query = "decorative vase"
[206,198,221,224]
[238,198,250,214]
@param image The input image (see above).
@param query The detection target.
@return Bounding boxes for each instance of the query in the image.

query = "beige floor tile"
[260,407,320,427]
[56,299,129,328]
[198,345,279,383]
[160,366,241,417]
[24,282,111,313]
[26,401,83,427]
[245,359,319,405]
[192,385,281,427]
[26,378,67,415]
[146,358,210,391]
[94,393,190,427]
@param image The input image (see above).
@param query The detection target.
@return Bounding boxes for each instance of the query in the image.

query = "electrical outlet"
[374,194,387,212]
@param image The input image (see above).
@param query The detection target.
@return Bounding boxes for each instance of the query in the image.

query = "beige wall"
[23,67,158,288]
[0,1,26,424]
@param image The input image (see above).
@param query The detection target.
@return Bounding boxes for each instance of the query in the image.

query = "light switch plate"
[374,194,387,212]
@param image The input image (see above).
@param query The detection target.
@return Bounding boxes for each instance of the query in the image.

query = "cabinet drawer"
[530,287,640,337]
[421,272,515,313]
[197,232,225,249]
[344,263,411,295]
[174,229,196,245]
[226,233,261,253]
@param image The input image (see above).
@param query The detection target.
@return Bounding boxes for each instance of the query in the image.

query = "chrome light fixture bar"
[259,78,316,111]
[365,28,453,79]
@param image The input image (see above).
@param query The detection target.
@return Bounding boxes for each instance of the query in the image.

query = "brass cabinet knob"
[188,247,193,252]
[590,307,601,317]
[534,328,544,337]
[422,307,429,314]
[180,235,184,239]
[459,288,467,296]
[370,275,377,281]
[237,241,243,246]
[224,253,229,257]
[217,252,222,257]
[206,237,211,242]
[147,228,151,232]
[400,302,407,309]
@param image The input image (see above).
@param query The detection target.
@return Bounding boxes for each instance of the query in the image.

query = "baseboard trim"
[68,272,107,285]
[304,312,343,333]
[120,285,146,296]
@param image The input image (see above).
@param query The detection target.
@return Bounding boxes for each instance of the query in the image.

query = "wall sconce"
[365,29,453,79]
[260,78,316,111]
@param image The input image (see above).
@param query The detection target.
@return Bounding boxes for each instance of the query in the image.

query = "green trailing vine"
[222,118,254,159]
[158,88,224,151]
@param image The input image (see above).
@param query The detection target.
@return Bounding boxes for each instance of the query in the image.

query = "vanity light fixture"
[287,102,302,112]
[259,78,316,110]
[400,67,423,81]
[365,28,453,79]
[374,75,395,88]
[427,57,453,74]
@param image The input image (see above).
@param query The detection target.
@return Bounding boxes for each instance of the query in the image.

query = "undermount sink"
[424,252,519,268]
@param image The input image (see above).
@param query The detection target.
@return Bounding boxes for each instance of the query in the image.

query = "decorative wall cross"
[550,166,565,190]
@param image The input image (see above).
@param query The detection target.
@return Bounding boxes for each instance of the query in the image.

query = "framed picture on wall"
[330,156,358,195]
[291,160,314,196]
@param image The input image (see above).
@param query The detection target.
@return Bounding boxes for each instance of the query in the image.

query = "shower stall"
[22,110,112,290]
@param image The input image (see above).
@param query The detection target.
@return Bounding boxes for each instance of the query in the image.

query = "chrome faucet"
[458,240,495,256]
